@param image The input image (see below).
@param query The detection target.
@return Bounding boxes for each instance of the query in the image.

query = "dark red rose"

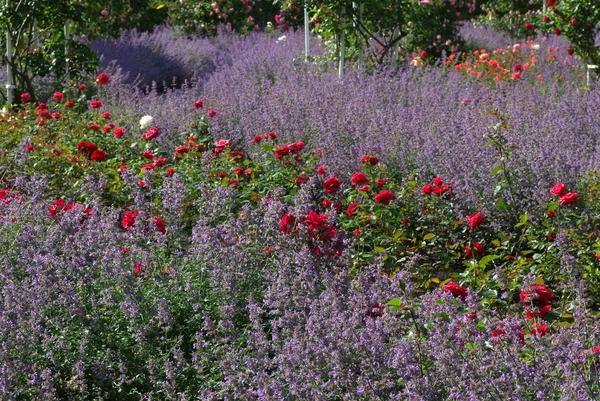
[90,149,107,161]
[275,145,291,159]
[374,190,394,205]
[350,172,367,186]
[77,141,98,157]
[288,141,305,153]
[279,213,296,234]
[443,281,468,300]
[531,285,554,303]
[194,99,204,109]
[347,202,359,217]
[323,177,341,194]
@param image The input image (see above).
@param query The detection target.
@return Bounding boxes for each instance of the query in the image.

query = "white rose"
[139,115,154,129]
[533,44,540,50]
[277,35,287,42]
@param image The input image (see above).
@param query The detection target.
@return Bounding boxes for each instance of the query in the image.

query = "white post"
[339,6,345,79]
[5,0,14,104]
[392,0,399,68]
[33,19,40,49]
[64,19,70,85]
[587,64,598,87]
[304,1,309,61]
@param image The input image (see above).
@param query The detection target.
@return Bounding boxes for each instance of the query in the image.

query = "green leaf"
[478,254,500,268]
[387,298,402,306]
[548,201,559,211]
[374,246,385,254]
[435,313,450,322]
[423,233,436,241]
[466,343,478,350]
[481,289,498,298]
[492,165,503,175]
[495,198,509,211]
[156,4,165,9]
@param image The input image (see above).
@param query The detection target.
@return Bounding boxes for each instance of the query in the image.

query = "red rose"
[550,183,565,196]
[97,73,110,85]
[142,127,160,141]
[374,190,394,205]
[275,145,291,159]
[215,139,232,153]
[351,172,368,185]
[443,281,468,301]
[175,145,189,155]
[122,210,140,229]
[567,48,574,56]
[466,212,484,230]
[142,150,154,159]
[153,157,167,167]
[531,285,554,303]
[359,185,370,193]
[89,123,100,131]
[360,155,379,165]
[433,176,444,187]
[78,84,86,91]
[102,125,111,133]
[90,149,107,161]
[167,168,175,177]
[376,178,385,188]
[323,177,341,194]
[547,210,555,218]
[525,22,534,31]
[295,175,309,187]
[194,99,204,109]
[279,213,296,234]
[323,198,332,209]
[155,218,166,234]
[48,199,66,218]
[422,184,433,195]
[543,16,550,23]
[53,92,64,101]
[207,109,217,118]
[89,99,102,109]
[559,192,578,205]
[347,202,359,217]
[114,127,125,138]
[317,165,325,175]
[21,93,31,102]
[553,27,560,35]
[289,141,305,153]
[539,304,551,319]
[77,141,98,157]
[102,112,111,120]
[520,290,532,305]
[253,135,262,143]
[66,101,74,108]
